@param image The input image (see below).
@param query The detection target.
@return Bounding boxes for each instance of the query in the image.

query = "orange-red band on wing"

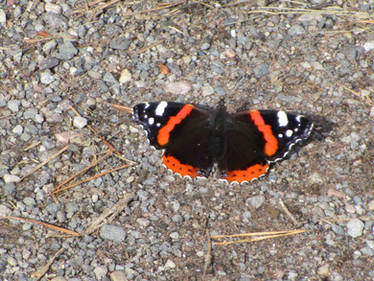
[222,163,269,183]
[162,155,199,178]
[249,110,278,156]
[157,104,194,146]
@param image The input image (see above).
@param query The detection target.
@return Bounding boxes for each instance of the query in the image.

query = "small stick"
[112,104,132,113]
[52,150,111,195]
[2,216,79,236]
[213,230,305,246]
[82,192,135,235]
[279,198,299,225]
[20,145,69,181]
[30,247,65,281]
[203,227,212,276]
[53,163,131,194]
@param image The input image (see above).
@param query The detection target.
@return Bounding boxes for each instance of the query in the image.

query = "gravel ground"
[1,1,374,281]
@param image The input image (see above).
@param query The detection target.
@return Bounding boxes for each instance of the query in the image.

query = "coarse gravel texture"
[1,1,374,281]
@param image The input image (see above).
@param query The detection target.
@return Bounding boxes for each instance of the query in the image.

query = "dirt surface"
[0,1,373,281]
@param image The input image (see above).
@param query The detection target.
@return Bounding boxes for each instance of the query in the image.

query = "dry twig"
[82,192,135,235]
[203,227,212,277]
[279,198,299,225]
[20,145,69,182]
[212,229,306,246]
[1,216,79,236]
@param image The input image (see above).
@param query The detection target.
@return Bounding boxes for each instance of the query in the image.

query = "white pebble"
[45,3,61,14]
[201,84,214,96]
[368,200,374,211]
[3,174,21,183]
[169,232,179,239]
[119,69,132,84]
[317,264,329,276]
[347,218,364,238]
[0,9,6,24]
[93,266,107,280]
[165,81,191,95]
[164,259,176,270]
[0,205,11,216]
[73,116,88,129]
[110,271,126,281]
[8,100,20,112]
[12,125,23,135]
[40,71,55,85]
[363,41,374,51]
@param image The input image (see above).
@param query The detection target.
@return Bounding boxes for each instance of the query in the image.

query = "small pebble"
[100,225,126,242]
[57,41,78,60]
[12,124,23,135]
[288,24,305,36]
[0,205,12,216]
[246,195,265,209]
[87,70,102,80]
[94,266,107,280]
[169,232,179,239]
[0,94,6,107]
[368,200,374,211]
[110,271,126,281]
[253,63,269,78]
[125,267,137,278]
[110,37,130,50]
[0,9,6,23]
[363,41,374,51]
[164,259,176,270]
[309,172,324,184]
[201,84,214,96]
[3,174,21,183]
[8,100,20,112]
[136,218,150,227]
[7,256,17,266]
[40,71,55,84]
[24,108,38,120]
[45,3,61,14]
[223,48,236,58]
[165,81,191,95]
[73,116,87,129]
[201,42,210,50]
[288,270,298,281]
[119,69,132,84]
[39,57,59,70]
[34,113,44,123]
[126,176,135,183]
[347,219,364,238]
[23,197,36,206]
[318,264,330,277]
[369,107,374,118]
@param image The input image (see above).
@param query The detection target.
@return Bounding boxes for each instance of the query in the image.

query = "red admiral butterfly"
[133,101,313,184]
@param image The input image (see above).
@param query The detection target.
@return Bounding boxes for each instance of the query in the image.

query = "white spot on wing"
[286,129,293,137]
[144,102,150,109]
[278,133,283,138]
[277,111,288,127]
[155,101,168,116]
[148,117,154,125]
[156,123,161,127]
